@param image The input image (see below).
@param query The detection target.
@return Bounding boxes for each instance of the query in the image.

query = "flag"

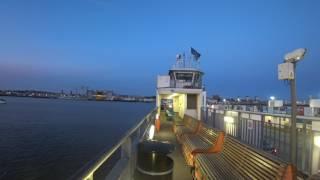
[176,54,181,61]
[191,47,201,61]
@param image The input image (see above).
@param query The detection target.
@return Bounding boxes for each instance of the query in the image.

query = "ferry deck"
[72,52,320,180]
[150,113,192,180]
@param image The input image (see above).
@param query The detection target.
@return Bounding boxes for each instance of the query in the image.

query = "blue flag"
[191,47,201,61]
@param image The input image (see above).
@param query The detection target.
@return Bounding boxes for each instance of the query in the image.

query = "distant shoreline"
[0,95,155,103]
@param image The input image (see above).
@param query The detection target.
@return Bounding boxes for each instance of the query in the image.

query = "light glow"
[223,99,226,102]
[148,125,155,140]
[224,116,234,123]
[168,93,178,99]
[270,96,275,100]
[314,136,320,148]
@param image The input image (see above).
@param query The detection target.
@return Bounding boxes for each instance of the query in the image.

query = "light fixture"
[148,125,155,140]
[284,48,307,63]
[168,93,178,99]
[224,116,234,123]
[314,136,320,148]
[237,98,240,102]
[270,96,275,100]
[223,99,226,103]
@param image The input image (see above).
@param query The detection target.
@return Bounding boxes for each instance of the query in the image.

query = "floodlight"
[284,48,307,63]
[148,125,155,140]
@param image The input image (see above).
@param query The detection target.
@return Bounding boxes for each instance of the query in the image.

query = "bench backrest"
[221,136,287,179]
[183,115,200,130]
[182,115,192,125]
[197,124,219,145]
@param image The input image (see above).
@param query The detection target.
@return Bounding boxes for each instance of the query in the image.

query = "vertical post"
[290,63,297,165]
[260,115,265,149]
[237,112,242,139]
[301,120,307,171]
[212,109,216,128]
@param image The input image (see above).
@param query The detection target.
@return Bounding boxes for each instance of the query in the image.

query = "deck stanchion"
[237,112,241,139]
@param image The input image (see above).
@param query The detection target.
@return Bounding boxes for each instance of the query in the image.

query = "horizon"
[1,0,320,99]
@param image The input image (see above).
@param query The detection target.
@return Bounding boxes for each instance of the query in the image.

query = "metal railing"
[169,81,202,89]
[201,107,320,176]
[71,108,157,180]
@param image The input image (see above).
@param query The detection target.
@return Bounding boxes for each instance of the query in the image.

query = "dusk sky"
[0,0,319,99]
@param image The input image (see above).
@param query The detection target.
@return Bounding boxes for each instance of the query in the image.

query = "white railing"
[71,108,157,180]
[201,107,320,176]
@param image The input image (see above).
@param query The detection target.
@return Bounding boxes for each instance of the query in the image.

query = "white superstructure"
[156,55,206,120]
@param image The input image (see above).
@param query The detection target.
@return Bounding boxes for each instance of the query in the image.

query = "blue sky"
[0,0,319,99]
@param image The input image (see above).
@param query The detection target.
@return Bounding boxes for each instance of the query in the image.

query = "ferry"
[72,50,320,180]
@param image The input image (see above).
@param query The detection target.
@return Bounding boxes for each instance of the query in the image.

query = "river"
[0,97,153,180]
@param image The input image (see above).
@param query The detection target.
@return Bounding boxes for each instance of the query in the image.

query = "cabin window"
[176,73,193,82]
[187,94,197,109]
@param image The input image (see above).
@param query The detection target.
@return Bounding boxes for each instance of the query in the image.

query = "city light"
[237,98,240,102]
[270,96,275,100]
[223,99,226,103]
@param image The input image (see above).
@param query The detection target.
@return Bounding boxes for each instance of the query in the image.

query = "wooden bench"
[174,115,200,143]
[172,115,191,133]
[194,135,296,180]
[181,125,223,167]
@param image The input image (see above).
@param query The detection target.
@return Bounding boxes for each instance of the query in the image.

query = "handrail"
[206,107,320,121]
[71,107,157,180]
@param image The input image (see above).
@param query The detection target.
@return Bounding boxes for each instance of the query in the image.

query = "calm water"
[0,97,153,180]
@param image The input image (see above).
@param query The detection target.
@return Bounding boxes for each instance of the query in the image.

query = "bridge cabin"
[156,59,206,120]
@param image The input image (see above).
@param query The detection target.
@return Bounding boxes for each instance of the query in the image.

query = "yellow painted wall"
[178,94,187,118]
[173,96,179,112]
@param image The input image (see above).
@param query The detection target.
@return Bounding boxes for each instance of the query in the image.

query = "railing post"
[212,109,216,128]
[260,115,265,149]
[301,120,307,171]
[237,112,242,139]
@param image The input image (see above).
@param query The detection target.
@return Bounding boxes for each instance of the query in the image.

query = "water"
[0,97,153,180]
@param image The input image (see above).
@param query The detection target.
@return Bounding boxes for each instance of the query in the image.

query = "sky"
[0,0,319,99]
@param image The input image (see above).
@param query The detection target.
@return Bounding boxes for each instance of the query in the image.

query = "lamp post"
[279,48,307,165]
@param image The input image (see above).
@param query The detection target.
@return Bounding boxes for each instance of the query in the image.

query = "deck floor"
[153,113,192,180]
